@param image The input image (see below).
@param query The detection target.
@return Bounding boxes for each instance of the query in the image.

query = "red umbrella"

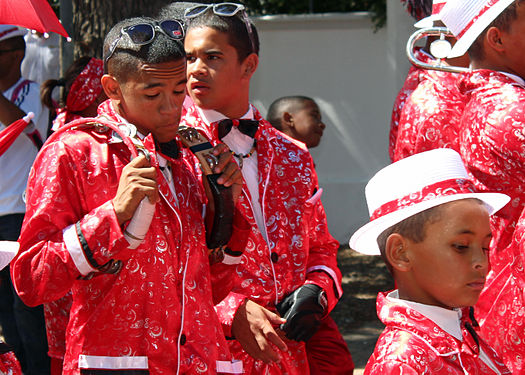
[0,0,69,38]
[0,112,34,157]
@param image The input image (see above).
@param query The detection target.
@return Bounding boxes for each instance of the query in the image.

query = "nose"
[188,57,207,77]
[160,94,179,117]
[319,120,326,130]
[473,246,489,274]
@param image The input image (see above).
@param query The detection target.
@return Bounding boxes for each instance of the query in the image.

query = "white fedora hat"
[0,241,19,269]
[440,0,515,58]
[415,0,448,28]
[349,149,510,255]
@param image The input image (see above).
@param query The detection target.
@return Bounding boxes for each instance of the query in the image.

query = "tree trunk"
[71,0,175,58]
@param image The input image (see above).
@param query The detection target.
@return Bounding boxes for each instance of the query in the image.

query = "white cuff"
[63,224,96,276]
[78,355,148,369]
[216,359,243,374]
[307,265,343,298]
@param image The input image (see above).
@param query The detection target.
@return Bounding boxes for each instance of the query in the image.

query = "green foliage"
[242,0,386,30]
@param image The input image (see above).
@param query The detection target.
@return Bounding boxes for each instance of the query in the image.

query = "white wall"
[250,3,414,244]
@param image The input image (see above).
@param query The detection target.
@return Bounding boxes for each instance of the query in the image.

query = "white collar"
[386,290,463,341]
[499,71,525,87]
[197,106,254,126]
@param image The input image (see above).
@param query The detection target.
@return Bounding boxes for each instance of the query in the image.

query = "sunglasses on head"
[184,2,255,54]
[105,20,185,63]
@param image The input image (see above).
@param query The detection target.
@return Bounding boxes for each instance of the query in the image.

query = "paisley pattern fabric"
[393,69,466,161]
[0,352,22,375]
[365,292,510,375]
[479,212,525,373]
[389,48,434,161]
[44,291,72,359]
[180,104,342,374]
[458,70,525,324]
[11,101,237,374]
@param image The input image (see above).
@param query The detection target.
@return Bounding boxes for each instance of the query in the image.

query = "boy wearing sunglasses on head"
[180,3,345,374]
[11,16,244,375]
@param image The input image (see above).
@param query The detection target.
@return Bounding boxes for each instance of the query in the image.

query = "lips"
[189,80,210,95]
[467,279,485,290]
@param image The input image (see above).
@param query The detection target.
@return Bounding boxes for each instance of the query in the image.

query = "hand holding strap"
[178,125,234,253]
[276,284,328,342]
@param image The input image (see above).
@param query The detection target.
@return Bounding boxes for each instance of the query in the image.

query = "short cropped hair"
[469,0,525,61]
[376,205,443,275]
[185,7,260,61]
[157,2,197,20]
[103,16,186,82]
[267,96,314,131]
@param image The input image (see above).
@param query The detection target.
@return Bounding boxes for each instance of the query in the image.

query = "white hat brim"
[349,192,510,255]
[414,14,439,29]
[0,241,19,270]
[445,0,515,58]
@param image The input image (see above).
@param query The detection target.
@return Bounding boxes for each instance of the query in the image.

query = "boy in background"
[266,96,325,149]
[266,94,353,373]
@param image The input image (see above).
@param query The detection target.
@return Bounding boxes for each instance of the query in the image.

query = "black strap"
[205,174,234,249]
[76,221,102,269]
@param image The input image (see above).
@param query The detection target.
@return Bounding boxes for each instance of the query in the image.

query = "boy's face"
[291,100,326,148]
[185,26,248,117]
[111,59,187,143]
[403,199,491,309]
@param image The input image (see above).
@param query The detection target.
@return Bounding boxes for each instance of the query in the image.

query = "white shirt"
[0,77,49,216]
[196,106,268,242]
[386,290,501,374]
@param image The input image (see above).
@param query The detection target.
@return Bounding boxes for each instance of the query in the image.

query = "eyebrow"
[456,229,492,238]
[205,49,224,55]
[143,78,187,90]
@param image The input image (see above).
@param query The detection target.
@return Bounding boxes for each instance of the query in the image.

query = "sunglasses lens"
[125,24,154,45]
[160,20,184,39]
[214,3,242,16]
[185,5,209,18]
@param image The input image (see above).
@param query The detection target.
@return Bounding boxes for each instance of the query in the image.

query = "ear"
[282,111,294,128]
[385,233,411,272]
[485,26,505,53]
[101,74,123,102]
[241,53,259,79]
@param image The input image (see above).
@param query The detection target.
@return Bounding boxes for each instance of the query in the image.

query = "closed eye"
[453,244,469,251]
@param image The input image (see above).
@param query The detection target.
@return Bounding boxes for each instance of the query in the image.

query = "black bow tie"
[217,119,259,139]
[157,139,180,159]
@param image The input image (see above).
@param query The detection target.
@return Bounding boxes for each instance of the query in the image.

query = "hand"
[211,143,243,203]
[276,284,327,342]
[232,299,288,364]
[112,155,159,225]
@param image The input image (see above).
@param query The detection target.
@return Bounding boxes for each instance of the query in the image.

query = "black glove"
[275,284,327,342]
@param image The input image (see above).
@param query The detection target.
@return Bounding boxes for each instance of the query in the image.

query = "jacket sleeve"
[11,138,129,307]
[303,167,343,312]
